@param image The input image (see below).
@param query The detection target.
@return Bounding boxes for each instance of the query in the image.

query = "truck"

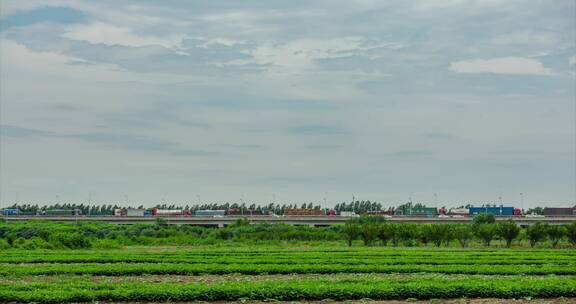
[543,207,576,216]
[395,207,438,217]
[449,208,469,217]
[2,209,19,216]
[469,207,520,216]
[43,209,82,216]
[283,208,324,216]
[226,208,263,216]
[152,208,191,216]
[339,211,359,217]
[365,210,395,216]
[195,210,226,217]
[115,208,147,217]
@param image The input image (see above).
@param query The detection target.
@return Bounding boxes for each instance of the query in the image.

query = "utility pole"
[408,193,413,216]
[88,193,93,216]
[323,192,327,215]
[240,193,245,216]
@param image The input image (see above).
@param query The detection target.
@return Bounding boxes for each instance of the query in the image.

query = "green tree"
[526,207,544,215]
[155,217,168,227]
[475,224,496,246]
[546,225,566,248]
[360,223,380,246]
[453,224,473,248]
[343,222,360,247]
[527,222,548,247]
[397,224,416,246]
[497,220,520,248]
[49,232,91,249]
[427,224,452,247]
[472,213,496,225]
[418,225,432,247]
[378,223,394,246]
[566,223,576,247]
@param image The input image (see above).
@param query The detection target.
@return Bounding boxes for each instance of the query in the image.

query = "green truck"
[43,209,82,216]
[394,207,438,217]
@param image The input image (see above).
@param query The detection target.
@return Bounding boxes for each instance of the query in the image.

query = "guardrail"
[2,215,575,226]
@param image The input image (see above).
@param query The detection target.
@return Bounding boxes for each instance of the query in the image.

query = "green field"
[1,246,575,303]
[0,220,575,302]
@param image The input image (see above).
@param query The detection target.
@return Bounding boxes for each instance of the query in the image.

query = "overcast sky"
[0,0,575,208]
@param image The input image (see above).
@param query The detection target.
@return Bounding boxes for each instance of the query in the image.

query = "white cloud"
[449,57,551,75]
[489,31,560,47]
[62,22,185,49]
[247,37,397,71]
[0,39,130,81]
[569,55,576,66]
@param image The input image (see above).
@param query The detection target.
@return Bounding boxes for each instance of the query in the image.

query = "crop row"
[3,247,574,255]
[2,248,574,259]
[1,262,575,276]
[0,255,573,265]
[0,276,574,303]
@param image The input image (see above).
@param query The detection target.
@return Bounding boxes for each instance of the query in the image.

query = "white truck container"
[449,208,469,217]
[126,208,146,217]
[339,211,359,217]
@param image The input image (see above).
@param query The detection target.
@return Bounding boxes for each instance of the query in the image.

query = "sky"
[0,0,575,208]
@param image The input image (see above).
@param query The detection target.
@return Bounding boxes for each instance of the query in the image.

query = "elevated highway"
[2,215,574,226]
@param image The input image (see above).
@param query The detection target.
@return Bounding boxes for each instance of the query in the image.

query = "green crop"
[0,275,574,303]
[1,246,574,302]
[1,262,574,276]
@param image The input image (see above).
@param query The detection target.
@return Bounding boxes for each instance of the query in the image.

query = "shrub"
[14,237,52,250]
[155,217,168,227]
[0,239,10,249]
[91,239,122,249]
[567,222,576,247]
[360,223,379,246]
[49,232,91,249]
[15,227,42,239]
[546,225,566,248]
[417,225,432,246]
[214,228,232,240]
[378,223,394,246]
[396,224,417,246]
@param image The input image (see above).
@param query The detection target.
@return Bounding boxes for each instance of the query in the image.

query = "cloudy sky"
[0,0,574,208]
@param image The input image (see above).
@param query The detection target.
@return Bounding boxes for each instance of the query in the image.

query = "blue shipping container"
[469,207,514,216]
[3,209,19,215]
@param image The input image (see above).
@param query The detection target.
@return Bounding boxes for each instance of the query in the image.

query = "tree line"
[1,215,575,250]
[4,201,553,216]
[343,214,576,248]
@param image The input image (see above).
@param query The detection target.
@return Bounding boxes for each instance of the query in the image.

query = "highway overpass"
[2,216,574,227]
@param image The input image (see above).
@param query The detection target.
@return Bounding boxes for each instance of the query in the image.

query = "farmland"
[0,220,575,303]
[0,246,575,303]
